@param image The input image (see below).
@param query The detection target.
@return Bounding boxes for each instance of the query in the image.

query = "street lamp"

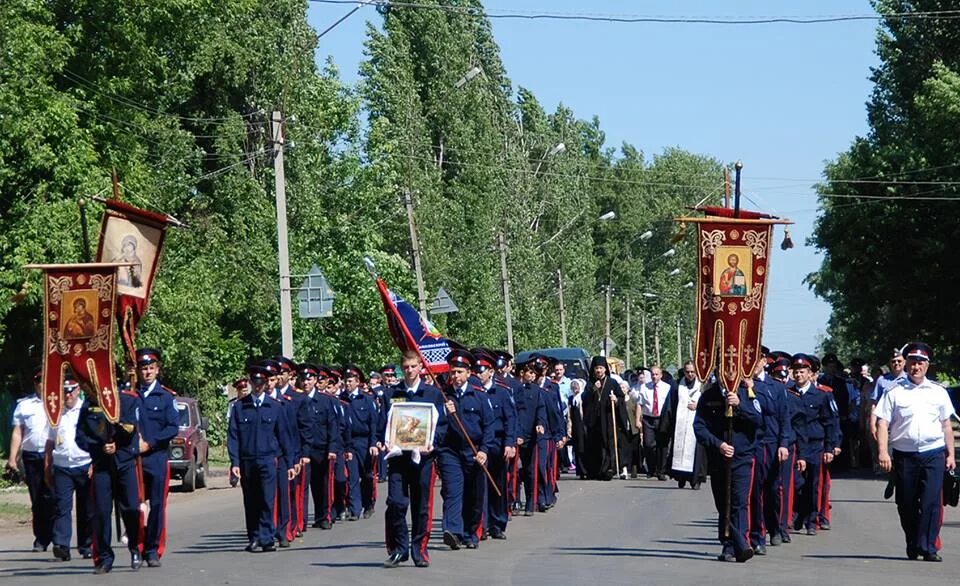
[638,230,653,241]
[641,292,658,299]
[599,210,617,221]
[668,268,681,276]
[453,66,482,89]
[661,248,676,258]
[534,142,566,176]
[683,281,694,288]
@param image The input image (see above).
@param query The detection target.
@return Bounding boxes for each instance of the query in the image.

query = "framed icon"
[385,402,438,451]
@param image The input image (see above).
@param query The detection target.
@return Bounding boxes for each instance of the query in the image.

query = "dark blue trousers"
[21,452,54,549]
[894,448,946,555]
[385,456,437,562]
[750,443,782,547]
[140,451,169,559]
[274,459,290,539]
[297,461,310,533]
[518,440,544,513]
[709,456,755,555]
[90,464,142,566]
[485,448,508,533]
[345,448,369,517]
[333,452,347,518]
[778,446,796,540]
[309,455,334,524]
[437,449,484,545]
[240,458,277,546]
[51,465,92,553]
[796,449,822,530]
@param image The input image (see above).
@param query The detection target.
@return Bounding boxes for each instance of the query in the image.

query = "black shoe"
[657,473,667,481]
[312,520,323,528]
[480,530,488,541]
[32,541,48,553]
[296,529,303,537]
[80,549,93,559]
[735,548,754,563]
[145,556,161,567]
[819,520,831,531]
[717,551,735,562]
[93,562,113,574]
[383,551,408,568]
[923,553,943,562]
[691,482,701,490]
[678,480,686,489]
[884,480,895,500]
[130,549,142,571]
[278,537,291,548]
[244,541,258,553]
[52,545,70,561]
[769,534,782,546]
[806,527,817,536]
[362,509,374,519]
[319,520,332,530]
[523,511,534,517]
[346,513,359,521]
[260,543,276,552]
[754,544,767,556]
[781,533,792,544]
[413,558,430,568]
[490,530,506,540]
[464,542,478,550]
[442,531,462,551]
[630,473,637,479]
[906,547,919,560]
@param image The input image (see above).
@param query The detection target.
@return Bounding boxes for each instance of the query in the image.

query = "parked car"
[515,347,591,379]
[169,397,209,492]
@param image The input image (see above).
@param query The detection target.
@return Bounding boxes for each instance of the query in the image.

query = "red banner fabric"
[42,265,121,424]
[95,199,168,364]
[692,219,776,395]
[374,277,451,374]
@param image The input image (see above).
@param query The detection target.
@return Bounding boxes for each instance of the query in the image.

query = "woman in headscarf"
[568,378,587,479]
[580,356,630,480]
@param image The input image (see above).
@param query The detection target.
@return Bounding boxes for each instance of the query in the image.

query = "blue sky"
[307,0,880,354]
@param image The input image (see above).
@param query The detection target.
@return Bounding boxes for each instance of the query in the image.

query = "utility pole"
[557,268,567,347]
[625,297,631,369]
[404,190,428,319]
[498,231,515,355]
[603,285,612,357]
[641,312,648,366]
[654,317,662,367]
[676,316,683,366]
[272,111,294,358]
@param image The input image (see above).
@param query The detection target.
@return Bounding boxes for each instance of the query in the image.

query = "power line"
[308,1,960,25]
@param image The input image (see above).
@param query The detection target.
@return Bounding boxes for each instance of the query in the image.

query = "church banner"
[679,208,790,395]
[28,263,127,425]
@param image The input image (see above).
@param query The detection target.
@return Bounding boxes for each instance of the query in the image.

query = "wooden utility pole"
[603,285,612,357]
[654,317,662,367]
[641,312,648,366]
[557,268,568,347]
[404,190,428,319]
[676,316,683,367]
[498,231,514,355]
[625,297,631,369]
[272,111,293,358]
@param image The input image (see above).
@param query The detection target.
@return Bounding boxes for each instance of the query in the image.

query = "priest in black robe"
[580,357,630,480]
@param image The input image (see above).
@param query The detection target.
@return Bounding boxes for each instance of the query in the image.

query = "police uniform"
[693,378,762,562]
[76,385,143,573]
[9,367,54,552]
[135,348,180,565]
[876,342,955,561]
[513,358,547,516]
[340,365,379,520]
[48,376,93,562]
[381,374,447,568]
[437,349,496,550]
[228,364,294,552]
[786,353,837,535]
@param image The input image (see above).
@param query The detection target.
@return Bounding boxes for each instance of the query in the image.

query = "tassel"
[781,228,794,250]
[671,221,687,244]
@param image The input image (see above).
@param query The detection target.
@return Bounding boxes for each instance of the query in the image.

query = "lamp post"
[534,142,566,176]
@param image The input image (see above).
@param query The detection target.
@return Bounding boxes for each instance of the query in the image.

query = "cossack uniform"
[513,358,547,516]
[749,364,794,552]
[340,365,379,520]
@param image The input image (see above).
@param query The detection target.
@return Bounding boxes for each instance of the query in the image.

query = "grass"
[0,501,31,524]
[208,444,230,466]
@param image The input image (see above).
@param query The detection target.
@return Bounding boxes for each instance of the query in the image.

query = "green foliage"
[810,0,960,371]
[0,0,726,406]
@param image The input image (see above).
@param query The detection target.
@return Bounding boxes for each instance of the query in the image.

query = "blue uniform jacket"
[785,382,838,457]
[693,382,763,462]
[441,382,496,456]
[540,380,566,441]
[514,381,547,442]
[755,377,794,448]
[227,394,293,469]
[340,391,377,452]
[486,379,518,450]
[378,382,448,449]
[308,391,342,456]
[76,390,141,470]
[138,382,179,452]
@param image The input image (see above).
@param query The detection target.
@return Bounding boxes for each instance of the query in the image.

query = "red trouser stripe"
[745,458,756,545]
[532,444,539,511]
[89,475,101,566]
[421,462,438,561]
[326,460,335,522]
[135,458,146,553]
[157,462,170,558]
[372,458,378,502]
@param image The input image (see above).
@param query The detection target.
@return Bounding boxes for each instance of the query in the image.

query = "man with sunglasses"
[6,366,54,553]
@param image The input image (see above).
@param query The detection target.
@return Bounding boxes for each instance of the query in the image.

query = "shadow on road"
[553,545,715,561]
[803,554,906,561]
[0,566,95,577]
[175,531,252,554]
[311,561,385,568]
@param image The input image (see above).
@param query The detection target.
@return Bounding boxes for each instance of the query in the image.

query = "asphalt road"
[0,471,957,585]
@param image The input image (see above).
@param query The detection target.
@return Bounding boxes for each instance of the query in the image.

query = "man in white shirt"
[876,342,956,562]
[635,365,672,480]
[44,375,92,561]
[6,366,55,552]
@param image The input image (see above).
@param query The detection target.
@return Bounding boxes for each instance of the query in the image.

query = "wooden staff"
[723,388,734,539]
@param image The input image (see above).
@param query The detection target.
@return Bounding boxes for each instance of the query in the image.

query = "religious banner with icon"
[678,207,791,395]
[28,263,127,425]
[95,199,170,365]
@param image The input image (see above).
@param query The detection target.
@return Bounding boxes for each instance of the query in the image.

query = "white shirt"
[11,394,50,454]
[638,380,671,417]
[48,400,91,468]
[876,377,955,453]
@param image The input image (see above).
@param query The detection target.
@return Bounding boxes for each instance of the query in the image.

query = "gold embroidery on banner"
[86,324,110,352]
[741,283,763,312]
[89,274,114,301]
[700,230,726,257]
[48,276,73,304]
[744,230,769,258]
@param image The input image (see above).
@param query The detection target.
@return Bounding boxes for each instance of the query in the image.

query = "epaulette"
[494,379,511,390]
[339,399,350,406]
[281,394,293,401]
[470,383,485,392]
[121,389,139,398]
[816,384,832,393]
[161,385,178,397]
[788,387,801,397]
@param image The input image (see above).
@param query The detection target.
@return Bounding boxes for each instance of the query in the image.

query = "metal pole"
[558,268,567,347]
[404,190,428,319]
[676,316,683,367]
[498,231,514,355]
[641,312,648,366]
[654,317,661,366]
[272,111,294,358]
[604,285,612,357]
[625,297,631,370]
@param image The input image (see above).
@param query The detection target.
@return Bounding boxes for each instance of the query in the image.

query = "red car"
[169,397,209,492]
